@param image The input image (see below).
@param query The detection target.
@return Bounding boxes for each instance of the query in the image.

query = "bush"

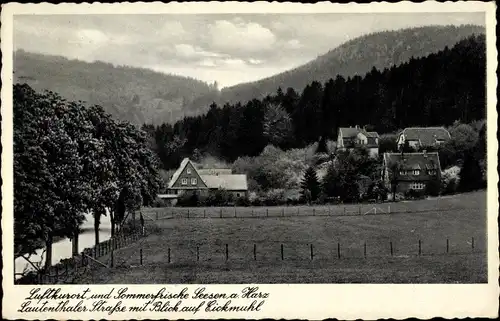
[262,189,287,206]
[442,177,458,195]
[404,189,425,200]
[176,191,200,207]
[425,179,441,196]
[235,196,250,207]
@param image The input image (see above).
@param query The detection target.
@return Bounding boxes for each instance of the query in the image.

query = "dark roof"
[400,127,451,146]
[383,152,441,181]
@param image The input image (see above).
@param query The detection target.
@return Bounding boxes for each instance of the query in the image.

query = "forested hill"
[13,50,219,125]
[189,24,484,110]
[149,34,486,169]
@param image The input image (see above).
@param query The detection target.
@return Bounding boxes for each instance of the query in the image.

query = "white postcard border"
[2,1,499,319]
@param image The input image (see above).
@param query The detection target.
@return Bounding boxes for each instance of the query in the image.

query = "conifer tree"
[300,166,321,202]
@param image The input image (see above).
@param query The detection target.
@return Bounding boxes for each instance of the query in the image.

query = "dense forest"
[14,25,483,126]
[190,24,484,110]
[145,34,486,170]
[14,50,218,125]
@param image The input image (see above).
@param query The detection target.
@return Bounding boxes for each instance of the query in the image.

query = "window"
[428,170,436,175]
[399,170,406,176]
[191,178,197,185]
[411,182,425,190]
[186,168,192,174]
[413,170,420,176]
[236,193,241,198]
[181,178,188,185]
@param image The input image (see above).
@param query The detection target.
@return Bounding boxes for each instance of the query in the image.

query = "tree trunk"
[94,213,101,246]
[44,236,53,271]
[72,230,79,256]
[110,212,116,238]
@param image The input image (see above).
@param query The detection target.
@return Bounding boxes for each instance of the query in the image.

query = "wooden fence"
[117,236,485,267]
[15,232,142,285]
[139,203,467,221]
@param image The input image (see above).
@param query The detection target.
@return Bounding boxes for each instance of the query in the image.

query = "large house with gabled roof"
[337,125,379,158]
[382,151,442,194]
[166,158,248,198]
[396,127,451,150]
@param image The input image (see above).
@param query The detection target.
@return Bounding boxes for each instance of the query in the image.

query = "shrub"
[176,191,200,207]
[235,196,250,207]
[425,179,441,196]
[404,189,425,200]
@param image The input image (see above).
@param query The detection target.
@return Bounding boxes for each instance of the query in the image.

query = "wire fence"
[113,236,486,268]
[15,231,143,285]
[139,202,470,221]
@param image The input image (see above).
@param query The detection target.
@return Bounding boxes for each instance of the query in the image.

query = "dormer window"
[413,170,420,176]
[181,178,188,185]
[399,170,406,175]
[186,168,192,174]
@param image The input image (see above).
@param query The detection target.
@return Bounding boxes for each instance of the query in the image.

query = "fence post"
[343,207,346,215]
[197,246,199,261]
[253,244,257,260]
[282,208,284,217]
[225,244,229,261]
[418,240,422,256]
[140,248,143,265]
[388,205,391,214]
[234,208,237,218]
[471,237,475,251]
[187,209,190,219]
[359,206,361,215]
[310,244,314,260]
[172,208,174,218]
[252,209,254,217]
[220,208,222,218]
[110,250,114,268]
[281,244,284,260]
[168,248,171,263]
[329,207,331,215]
[156,211,158,220]
[390,241,393,256]
[337,243,341,259]
[298,208,299,215]
[313,208,315,216]
[204,209,206,218]
[446,239,449,253]
[364,242,367,258]
[266,209,269,217]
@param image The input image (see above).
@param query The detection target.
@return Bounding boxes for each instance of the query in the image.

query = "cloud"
[285,39,303,49]
[248,58,263,65]
[208,20,276,54]
[71,29,109,45]
[174,43,227,61]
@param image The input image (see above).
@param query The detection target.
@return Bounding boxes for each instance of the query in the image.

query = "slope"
[206,24,485,107]
[13,50,218,125]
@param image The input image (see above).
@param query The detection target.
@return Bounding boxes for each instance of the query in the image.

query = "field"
[75,191,487,284]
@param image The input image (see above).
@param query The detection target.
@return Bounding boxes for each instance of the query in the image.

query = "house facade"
[337,125,379,158]
[382,151,442,194]
[397,127,451,150]
[166,158,248,198]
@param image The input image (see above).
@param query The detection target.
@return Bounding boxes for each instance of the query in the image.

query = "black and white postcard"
[1,1,498,319]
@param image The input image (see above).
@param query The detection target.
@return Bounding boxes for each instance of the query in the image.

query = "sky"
[13,13,485,88]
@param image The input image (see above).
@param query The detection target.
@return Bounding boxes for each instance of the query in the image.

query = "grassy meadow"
[75,191,487,284]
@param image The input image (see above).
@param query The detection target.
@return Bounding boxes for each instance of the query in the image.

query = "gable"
[169,159,208,189]
[383,152,441,181]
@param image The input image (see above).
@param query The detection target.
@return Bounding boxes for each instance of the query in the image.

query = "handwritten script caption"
[18,286,269,315]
